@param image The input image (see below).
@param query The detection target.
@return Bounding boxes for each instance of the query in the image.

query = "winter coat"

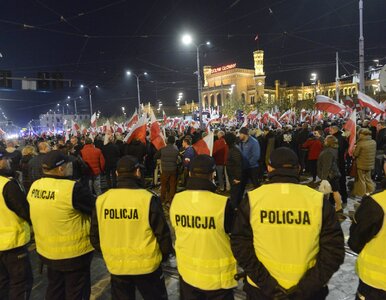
[81,144,105,176]
[102,143,120,170]
[317,147,341,180]
[240,136,260,169]
[154,144,179,173]
[124,140,147,162]
[226,145,243,182]
[302,138,323,161]
[213,137,228,166]
[354,135,376,171]
[20,154,34,192]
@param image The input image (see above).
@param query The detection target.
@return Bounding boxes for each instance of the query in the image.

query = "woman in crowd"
[317,135,343,214]
[20,145,37,193]
[352,128,377,197]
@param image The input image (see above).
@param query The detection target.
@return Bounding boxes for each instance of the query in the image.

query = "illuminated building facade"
[201,50,384,109]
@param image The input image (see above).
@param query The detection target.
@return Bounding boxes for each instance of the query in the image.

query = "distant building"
[38,112,90,132]
[201,50,384,109]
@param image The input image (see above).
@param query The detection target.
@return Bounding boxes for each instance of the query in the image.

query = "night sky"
[0,0,385,125]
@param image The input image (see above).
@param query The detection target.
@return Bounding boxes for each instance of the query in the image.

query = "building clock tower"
[253,50,266,101]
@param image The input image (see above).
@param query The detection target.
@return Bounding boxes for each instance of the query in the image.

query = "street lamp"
[126,71,148,112]
[310,73,318,99]
[81,84,99,116]
[181,33,211,127]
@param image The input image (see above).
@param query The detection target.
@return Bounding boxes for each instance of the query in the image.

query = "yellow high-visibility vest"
[96,189,162,275]
[356,190,386,291]
[170,190,237,291]
[247,183,323,289]
[0,176,30,251]
[27,178,93,259]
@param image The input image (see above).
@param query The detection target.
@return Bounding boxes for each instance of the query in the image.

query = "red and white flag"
[357,91,385,114]
[126,109,139,130]
[71,120,80,136]
[343,110,356,157]
[150,110,166,150]
[81,125,88,136]
[193,131,214,156]
[315,95,346,115]
[90,113,97,128]
[124,114,147,144]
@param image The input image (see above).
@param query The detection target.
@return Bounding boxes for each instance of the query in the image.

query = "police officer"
[0,155,32,299]
[27,150,95,300]
[348,186,386,299]
[170,154,237,299]
[90,155,173,300]
[231,147,345,299]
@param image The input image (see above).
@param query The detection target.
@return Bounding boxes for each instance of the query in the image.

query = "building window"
[241,93,246,104]
[250,95,255,104]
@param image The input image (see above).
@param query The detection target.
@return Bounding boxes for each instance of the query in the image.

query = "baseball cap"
[190,154,216,174]
[117,155,142,173]
[269,147,299,169]
[239,127,249,135]
[42,150,69,170]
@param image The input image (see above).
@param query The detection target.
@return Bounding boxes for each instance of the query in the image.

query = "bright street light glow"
[67,96,70,99]
[80,84,84,88]
[95,85,99,88]
[182,34,193,45]
[126,71,131,75]
[206,41,211,46]
[144,72,148,76]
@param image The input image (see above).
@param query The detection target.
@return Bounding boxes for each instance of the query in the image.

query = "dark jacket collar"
[0,169,15,178]
[267,168,300,184]
[186,177,217,192]
[116,176,144,189]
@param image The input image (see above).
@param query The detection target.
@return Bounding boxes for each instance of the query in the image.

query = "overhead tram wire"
[34,0,85,34]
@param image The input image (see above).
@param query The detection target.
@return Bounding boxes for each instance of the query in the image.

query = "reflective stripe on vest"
[247,184,323,289]
[0,176,30,251]
[96,189,162,275]
[356,191,386,291]
[170,190,237,291]
[28,178,93,259]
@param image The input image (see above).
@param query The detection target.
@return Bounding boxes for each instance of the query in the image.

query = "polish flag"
[369,114,381,127]
[126,109,139,130]
[150,110,166,150]
[343,96,355,108]
[71,120,80,136]
[315,95,346,115]
[357,91,385,114]
[124,114,147,144]
[268,113,282,128]
[279,110,291,122]
[193,130,214,156]
[103,120,113,134]
[90,113,97,128]
[343,110,356,156]
[114,122,124,134]
[81,125,88,136]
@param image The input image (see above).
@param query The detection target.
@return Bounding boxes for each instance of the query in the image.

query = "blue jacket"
[240,136,261,168]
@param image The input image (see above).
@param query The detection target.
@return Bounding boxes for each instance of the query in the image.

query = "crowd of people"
[0,116,385,300]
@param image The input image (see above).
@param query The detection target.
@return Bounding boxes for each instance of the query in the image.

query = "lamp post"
[310,73,318,100]
[81,84,99,117]
[182,34,210,127]
[126,71,148,113]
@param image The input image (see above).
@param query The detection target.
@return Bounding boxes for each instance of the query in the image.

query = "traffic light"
[37,72,50,90]
[52,72,64,89]
[0,70,12,88]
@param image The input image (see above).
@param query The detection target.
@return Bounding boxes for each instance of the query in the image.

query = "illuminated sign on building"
[211,63,237,74]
